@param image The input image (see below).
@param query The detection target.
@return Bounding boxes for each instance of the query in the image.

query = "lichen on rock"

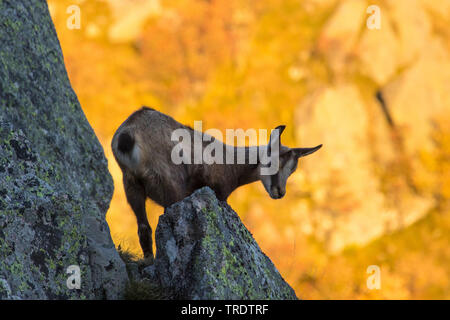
[143,187,298,300]
[0,0,127,299]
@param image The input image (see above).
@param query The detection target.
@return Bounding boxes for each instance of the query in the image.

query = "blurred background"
[48,0,450,299]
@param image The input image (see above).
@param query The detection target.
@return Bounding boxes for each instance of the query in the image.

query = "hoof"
[139,255,154,268]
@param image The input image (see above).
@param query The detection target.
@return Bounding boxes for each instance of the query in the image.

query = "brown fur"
[112,107,321,258]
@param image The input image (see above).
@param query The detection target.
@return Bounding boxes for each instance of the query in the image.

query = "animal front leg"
[137,221,153,260]
[124,176,154,260]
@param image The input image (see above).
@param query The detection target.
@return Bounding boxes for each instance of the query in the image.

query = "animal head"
[259,125,322,199]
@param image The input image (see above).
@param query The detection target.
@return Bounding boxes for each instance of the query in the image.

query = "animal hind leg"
[123,176,153,259]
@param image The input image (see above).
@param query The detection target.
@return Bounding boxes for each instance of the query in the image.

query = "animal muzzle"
[270,186,285,199]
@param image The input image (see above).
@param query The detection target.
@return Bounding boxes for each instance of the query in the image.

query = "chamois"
[112,107,322,259]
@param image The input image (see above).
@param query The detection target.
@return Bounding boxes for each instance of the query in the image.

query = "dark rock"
[0,1,127,299]
[143,187,298,300]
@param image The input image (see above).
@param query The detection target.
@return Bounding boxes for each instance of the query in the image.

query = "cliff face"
[142,188,298,300]
[0,0,127,299]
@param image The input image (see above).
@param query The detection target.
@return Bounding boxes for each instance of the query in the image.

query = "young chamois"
[112,107,322,259]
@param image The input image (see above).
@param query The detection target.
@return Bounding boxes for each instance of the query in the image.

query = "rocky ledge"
[139,187,297,300]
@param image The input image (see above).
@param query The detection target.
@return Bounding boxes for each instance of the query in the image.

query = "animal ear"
[292,144,322,159]
[269,125,286,144]
[265,125,286,159]
[275,125,286,134]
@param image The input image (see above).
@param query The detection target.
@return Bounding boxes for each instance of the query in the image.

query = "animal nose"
[272,186,284,199]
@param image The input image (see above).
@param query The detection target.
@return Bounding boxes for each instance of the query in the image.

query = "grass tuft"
[116,245,168,300]
[117,244,139,264]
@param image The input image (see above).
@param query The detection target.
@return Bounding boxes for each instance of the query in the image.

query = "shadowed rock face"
[0,1,127,299]
[144,187,298,300]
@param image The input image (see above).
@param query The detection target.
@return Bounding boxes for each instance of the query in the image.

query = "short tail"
[113,131,140,170]
[117,132,135,154]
